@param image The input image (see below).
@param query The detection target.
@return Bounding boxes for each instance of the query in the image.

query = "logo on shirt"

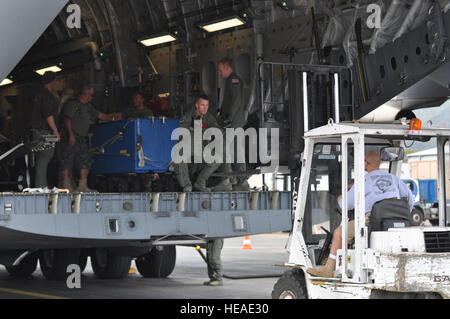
[375,176,393,193]
[232,78,240,84]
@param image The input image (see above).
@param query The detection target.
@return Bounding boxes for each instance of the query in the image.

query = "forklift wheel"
[271,269,307,299]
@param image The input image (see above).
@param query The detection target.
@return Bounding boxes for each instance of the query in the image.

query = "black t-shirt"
[31,88,58,131]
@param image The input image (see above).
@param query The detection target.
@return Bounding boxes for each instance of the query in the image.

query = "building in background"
[407,146,450,199]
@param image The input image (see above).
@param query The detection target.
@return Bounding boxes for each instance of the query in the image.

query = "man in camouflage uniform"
[118,92,153,120]
[60,86,116,192]
[216,58,250,191]
[174,94,226,286]
[58,87,74,115]
[175,94,222,192]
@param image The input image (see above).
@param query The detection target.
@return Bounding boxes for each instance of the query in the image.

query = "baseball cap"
[42,71,56,84]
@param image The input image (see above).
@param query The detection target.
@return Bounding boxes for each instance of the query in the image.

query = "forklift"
[272,120,450,299]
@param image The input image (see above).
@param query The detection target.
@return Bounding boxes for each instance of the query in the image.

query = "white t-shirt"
[338,170,414,213]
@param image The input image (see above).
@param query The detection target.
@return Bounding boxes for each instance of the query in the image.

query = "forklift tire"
[136,246,176,278]
[6,253,38,277]
[272,269,307,299]
[39,249,80,280]
[91,249,132,279]
[411,208,424,226]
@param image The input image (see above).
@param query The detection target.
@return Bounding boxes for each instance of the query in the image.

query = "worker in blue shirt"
[307,151,414,278]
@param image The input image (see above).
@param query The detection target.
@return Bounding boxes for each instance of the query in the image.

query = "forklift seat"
[369,199,412,234]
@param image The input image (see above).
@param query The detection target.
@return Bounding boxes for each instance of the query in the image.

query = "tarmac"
[0,232,289,299]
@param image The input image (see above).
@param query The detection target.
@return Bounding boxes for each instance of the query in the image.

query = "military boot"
[76,179,97,193]
[193,182,211,192]
[232,180,250,191]
[306,257,336,278]
[175,163,192,192]
[61,178,74,192]
[203,280,223,286]
[211,178,233,192]
[193,164,220,192]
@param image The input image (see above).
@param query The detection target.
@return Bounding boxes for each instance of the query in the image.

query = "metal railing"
[257,61,354,131]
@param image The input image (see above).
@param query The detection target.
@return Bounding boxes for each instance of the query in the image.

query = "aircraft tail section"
[0,0,68,82]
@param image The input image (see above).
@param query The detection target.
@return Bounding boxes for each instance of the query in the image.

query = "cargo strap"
[90,119,172,170]
[136,119,172,169]
[89,120,133,155]
[137,119,145,168]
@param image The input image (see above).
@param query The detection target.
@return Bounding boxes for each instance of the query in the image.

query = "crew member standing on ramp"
[217,58,249,191]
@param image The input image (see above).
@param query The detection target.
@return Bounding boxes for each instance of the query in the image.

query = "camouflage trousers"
[175,161,221,189]
[206,239,224,281]
[217,134,248,185]
[59,136,92,171]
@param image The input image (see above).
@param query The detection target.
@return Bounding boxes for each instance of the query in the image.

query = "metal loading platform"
[0,191,292,250]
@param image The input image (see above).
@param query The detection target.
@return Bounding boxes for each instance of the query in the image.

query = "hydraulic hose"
[195,246,283,280]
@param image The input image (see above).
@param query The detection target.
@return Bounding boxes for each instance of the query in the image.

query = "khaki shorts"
[345,214,371,243]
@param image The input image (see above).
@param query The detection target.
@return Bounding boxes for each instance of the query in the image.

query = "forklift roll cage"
[287,122,450,285]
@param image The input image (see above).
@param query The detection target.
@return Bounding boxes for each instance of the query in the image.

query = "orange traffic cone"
[129,266,137,274]
[241,236,253,250]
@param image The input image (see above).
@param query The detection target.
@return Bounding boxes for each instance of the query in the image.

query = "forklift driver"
[307,151,414,278]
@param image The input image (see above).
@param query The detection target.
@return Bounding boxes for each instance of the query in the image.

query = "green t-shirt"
[121,107,153,119]
[62,99,100,137]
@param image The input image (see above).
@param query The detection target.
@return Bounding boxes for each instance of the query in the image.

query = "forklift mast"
[260,1,450,168]
[257,1,450,244]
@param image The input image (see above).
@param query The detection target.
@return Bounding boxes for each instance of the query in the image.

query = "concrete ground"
[0,233,289,299]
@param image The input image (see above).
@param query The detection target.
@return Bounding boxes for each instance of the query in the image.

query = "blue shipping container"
[418,179,438,204]
[89,118,179,174]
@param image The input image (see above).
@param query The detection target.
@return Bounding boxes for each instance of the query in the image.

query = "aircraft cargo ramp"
[0,191,291,250]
